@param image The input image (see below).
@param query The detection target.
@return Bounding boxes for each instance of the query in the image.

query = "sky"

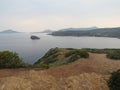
[0,0,120,32]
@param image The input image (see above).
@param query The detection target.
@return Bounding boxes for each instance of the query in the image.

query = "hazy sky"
[0,0,120,32]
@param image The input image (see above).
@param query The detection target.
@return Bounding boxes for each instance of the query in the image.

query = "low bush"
[83,48,107,54]
[66,50,89,63]
[78,50,89,58]
[34,63,49,69]
[67,54,80,63]
[65,50,89,58]
[43,48,59,58]
[34,48,89,68]
[0,51,26,68]
[107,50,120,60]
[108,70,120,90]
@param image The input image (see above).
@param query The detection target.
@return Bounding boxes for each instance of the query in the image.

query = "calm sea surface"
[0,33,120,64]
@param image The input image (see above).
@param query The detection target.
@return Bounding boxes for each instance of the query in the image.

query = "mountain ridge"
[58,26,98,31]
[41,29,53,33]
[0,29,19,33]
[51,27,120,38]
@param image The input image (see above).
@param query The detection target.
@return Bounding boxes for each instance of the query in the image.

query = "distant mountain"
[32,29,53,34]
[58,26,98,32]
[41,29,53,33]
[0,30,19,33]
[51,27,120,38]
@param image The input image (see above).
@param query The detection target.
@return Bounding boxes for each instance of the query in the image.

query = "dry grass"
[46,53,120,78]
[0,53,120,90]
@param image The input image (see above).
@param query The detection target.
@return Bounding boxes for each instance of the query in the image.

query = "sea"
[0,33,120,64]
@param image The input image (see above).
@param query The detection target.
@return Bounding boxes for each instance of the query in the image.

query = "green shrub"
[0,51,25,68]
[107,50,120,60]
[78,50,89,58]
[65,50,75,57]
[66,50,89,63]
[34,48,89,68]
[34,63,49,69]
[108,70,120,90]
[43,48,59,58]
[66,48,77,50]
[34,48,60,65]
[83,48,108,54]
[65,50,89,58]
[67,54,80,63]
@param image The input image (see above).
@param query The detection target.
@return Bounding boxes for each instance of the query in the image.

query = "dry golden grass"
[0,53,120,90]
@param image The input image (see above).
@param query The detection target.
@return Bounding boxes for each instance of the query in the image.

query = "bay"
[0,33,120,64]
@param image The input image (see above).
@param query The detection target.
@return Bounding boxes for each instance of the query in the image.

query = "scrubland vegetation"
[1,48,120,69]
[0,48,120,90]
[34,48,89,68]
[84,48,120,60]
[108,69,120,90]
[0,51,29,68]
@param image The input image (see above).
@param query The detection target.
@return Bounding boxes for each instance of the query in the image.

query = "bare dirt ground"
[0,53,120,90]
[46,53,120,78]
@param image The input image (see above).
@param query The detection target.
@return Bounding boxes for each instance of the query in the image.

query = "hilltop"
[34,48,89,68]
[0,48,120,90]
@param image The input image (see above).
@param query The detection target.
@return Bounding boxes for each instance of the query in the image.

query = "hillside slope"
[34,48,89,68]
[51,27,120,38]
[0,53,120,90]
[46,53,120,78]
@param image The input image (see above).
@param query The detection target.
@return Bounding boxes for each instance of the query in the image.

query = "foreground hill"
[0,48,120,90]
[34,48,89,68]
[51,27,120,38]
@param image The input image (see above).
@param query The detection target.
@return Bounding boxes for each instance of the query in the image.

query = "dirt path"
[46,53,120,78]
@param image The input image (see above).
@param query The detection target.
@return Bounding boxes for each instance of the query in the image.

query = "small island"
[30,35,40,40]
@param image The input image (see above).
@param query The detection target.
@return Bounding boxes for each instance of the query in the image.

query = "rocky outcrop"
[30,35,40,40]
